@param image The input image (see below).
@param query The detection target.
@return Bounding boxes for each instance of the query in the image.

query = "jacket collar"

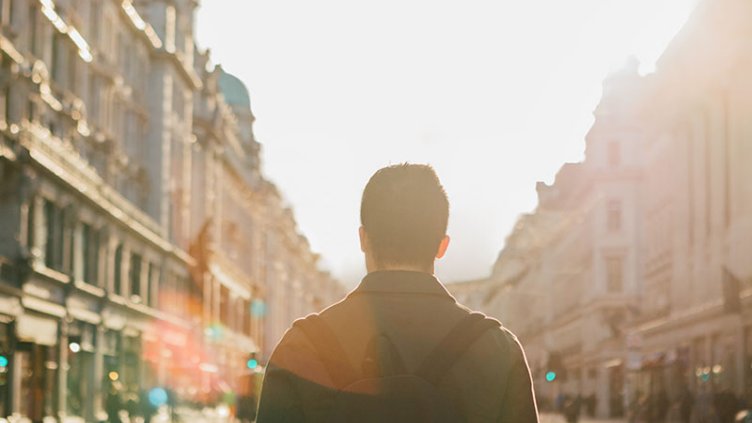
[350,270,456,300]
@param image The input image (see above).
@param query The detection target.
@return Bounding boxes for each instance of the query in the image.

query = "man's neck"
[367,263,434,275]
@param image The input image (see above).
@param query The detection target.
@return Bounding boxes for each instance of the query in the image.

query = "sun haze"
[196,0,696,285]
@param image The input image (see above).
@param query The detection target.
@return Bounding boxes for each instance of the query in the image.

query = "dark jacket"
[257,270,539,423]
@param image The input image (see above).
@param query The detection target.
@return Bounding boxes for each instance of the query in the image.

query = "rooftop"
[218,70,251,110]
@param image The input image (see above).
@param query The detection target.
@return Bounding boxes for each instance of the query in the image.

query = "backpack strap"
[293,314,358,388]
[416,312,501,385]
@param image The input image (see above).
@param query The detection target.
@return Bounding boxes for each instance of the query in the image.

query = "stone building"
[448,0,752,418]
[189,53,266,401]
[259,183,346,360]
[630,0,752,406]
[0,0,343,421]
[453,79,646,414]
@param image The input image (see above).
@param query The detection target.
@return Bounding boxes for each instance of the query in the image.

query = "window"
[51,33,62,84]
[67,46,77,91]
[28,4,37,56]
[43,200,64,271]
[0,88,6,125]
[113,244,123,295]
[81,223,99,285]
[88,74,99,124]
[27,99,35,123]
[129,253,142,301]
[607,200,622,232]
[2,86,9,123]
[220,286,230,327]
[243,299,252,336]
[158,272,169,311]
[606,257,623,293]
[607,141,621,167]
[148,263,160,307]
[25,198,35,250]
[89,0,100,43]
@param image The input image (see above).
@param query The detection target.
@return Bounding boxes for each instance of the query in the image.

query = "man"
[257,163,539,422]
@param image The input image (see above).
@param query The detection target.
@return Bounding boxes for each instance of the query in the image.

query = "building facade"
[0,0,343,421]
[630,0,752,408]
[448,0,752,418]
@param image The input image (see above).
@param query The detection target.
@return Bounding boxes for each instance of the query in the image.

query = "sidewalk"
[540,412,626,423]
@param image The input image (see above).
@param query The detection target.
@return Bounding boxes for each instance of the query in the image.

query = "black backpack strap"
[362,333,408,378]
[416,312,501,385]
[293,314,358,388]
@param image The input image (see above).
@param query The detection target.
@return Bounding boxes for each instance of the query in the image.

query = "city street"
[539,413,625,423]
[1,0,751,421]
[171,411,625,423]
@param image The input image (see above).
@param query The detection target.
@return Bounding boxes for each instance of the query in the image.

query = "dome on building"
[218,69,251,110]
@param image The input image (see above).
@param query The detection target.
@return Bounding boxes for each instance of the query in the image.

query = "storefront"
[66,321,97,421]
[0,319,12,417]
[14,312,59,420]
[122,331,142,393]
[101,329,121,419]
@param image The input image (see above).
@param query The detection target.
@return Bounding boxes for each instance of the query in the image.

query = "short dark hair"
[360,163,449,266]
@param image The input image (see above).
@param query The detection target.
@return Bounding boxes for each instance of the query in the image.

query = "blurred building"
[258,183,346,360]
[450,63,645,418]
[631,0,752,409]
[0,0,343,421]
[448,0,752,418]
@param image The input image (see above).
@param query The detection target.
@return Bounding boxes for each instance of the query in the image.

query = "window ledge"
[73,279,105,298]
[33,263,70,285]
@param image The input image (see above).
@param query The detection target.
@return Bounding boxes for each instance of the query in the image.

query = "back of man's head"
[360,163,449,268]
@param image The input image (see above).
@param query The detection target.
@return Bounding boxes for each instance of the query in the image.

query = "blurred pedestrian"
[256,164,539,422]
[563,395,582,423]
[586,394,596,417]
[715,389,741,423]
[691,392,720,423]
[105,381,123,423]
[125,391,140,421]
[236,393,258,423]
[139,389,157,423]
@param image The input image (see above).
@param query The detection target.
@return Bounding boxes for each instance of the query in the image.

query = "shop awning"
[16,313,58,346]
[68,307,101,325]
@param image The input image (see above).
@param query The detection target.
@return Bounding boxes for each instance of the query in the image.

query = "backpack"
[294,312,501,422]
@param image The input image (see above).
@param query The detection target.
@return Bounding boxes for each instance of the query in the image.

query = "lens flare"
[148,387,168,407]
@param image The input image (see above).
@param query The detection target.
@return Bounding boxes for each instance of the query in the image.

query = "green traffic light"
[247,358,258,369]
[0,355,7,367]
[545,371,557,382]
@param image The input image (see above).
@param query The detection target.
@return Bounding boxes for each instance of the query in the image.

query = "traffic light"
[545,352,563,383]
[0,354,7,368]
[246,353,258,370]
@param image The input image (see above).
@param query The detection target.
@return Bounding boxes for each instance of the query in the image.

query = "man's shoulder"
[267,313,337,387]
[272,295,353,356]
[453,303,526,360]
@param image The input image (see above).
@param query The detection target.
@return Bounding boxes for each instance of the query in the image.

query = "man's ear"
[359,226,368,253]
[435,235,450,259]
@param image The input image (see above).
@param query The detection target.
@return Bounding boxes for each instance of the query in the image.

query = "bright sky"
[196,0,696,286]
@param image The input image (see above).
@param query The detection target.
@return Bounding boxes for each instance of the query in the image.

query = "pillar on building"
[57,318,68,420]
[596,365,610,419]
[93,325,105,419]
